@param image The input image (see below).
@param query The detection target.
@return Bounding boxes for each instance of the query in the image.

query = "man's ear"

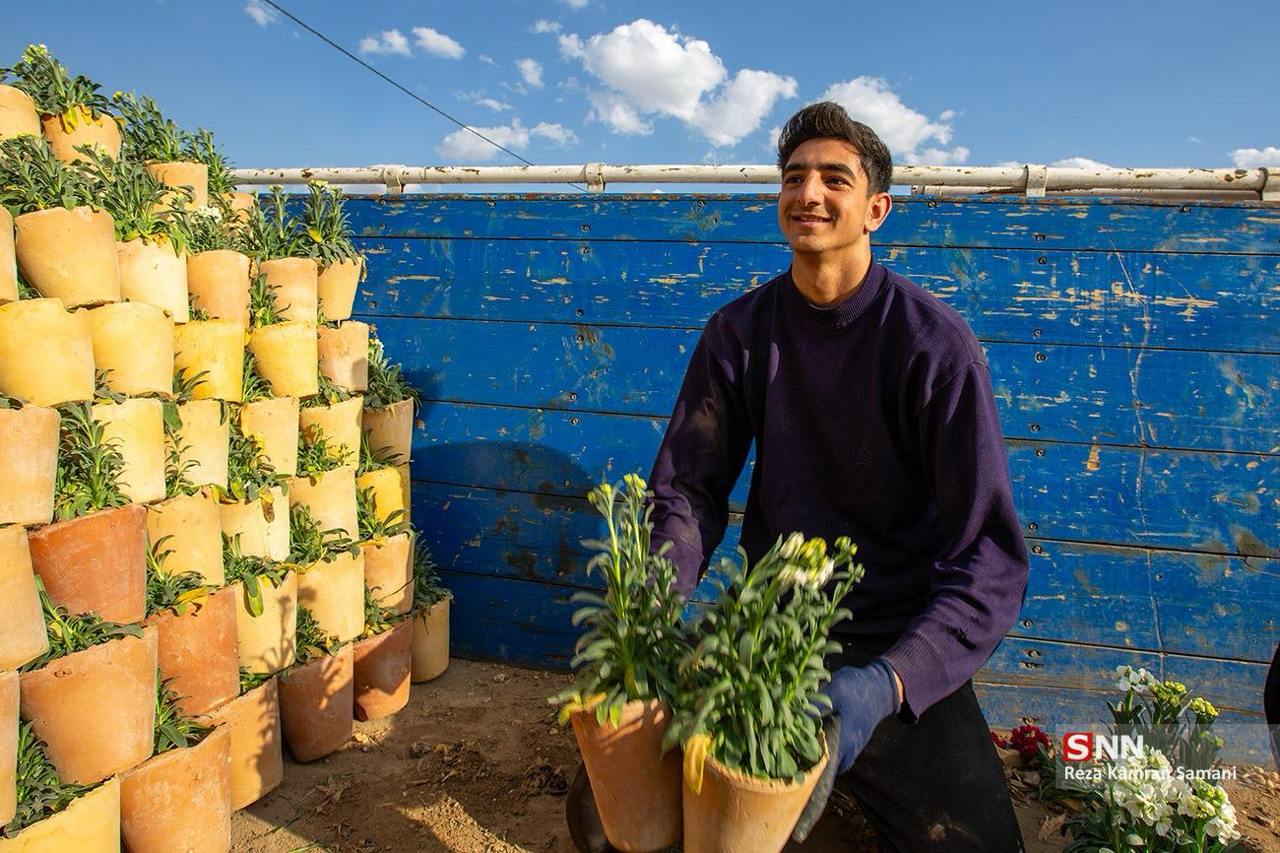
[865,192,893,233]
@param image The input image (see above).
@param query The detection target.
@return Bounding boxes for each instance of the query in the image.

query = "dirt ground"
[232,659,1280,853]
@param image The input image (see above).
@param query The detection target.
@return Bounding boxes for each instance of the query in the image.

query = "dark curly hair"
[776,101,893,196]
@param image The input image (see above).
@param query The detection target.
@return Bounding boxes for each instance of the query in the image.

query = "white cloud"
[560,19,795,146]
[765,125,782,154]
[437,119,580,161]
[517,58,544,88]
[478,54,497,66]
[244,0,277,26]
[532,19,562,34]
[820,77,967,165]
[1230,146,1280,168]
[1188,136,1202,144]
[532,122,579,147]
[560,0,589,7]
[1051,156,1112,169]
[359,29,411,57]
[477,97,513,112]
[412,26,465,59]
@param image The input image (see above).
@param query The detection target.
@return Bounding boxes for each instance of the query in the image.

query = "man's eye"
[826,177,847,186]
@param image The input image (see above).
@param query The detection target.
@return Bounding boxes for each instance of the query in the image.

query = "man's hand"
[791,659,900,843]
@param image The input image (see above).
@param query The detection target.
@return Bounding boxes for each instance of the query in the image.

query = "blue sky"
[3,1,1278,190]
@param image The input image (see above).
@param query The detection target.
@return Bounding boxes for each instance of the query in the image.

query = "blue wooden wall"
[346,193,1279,761]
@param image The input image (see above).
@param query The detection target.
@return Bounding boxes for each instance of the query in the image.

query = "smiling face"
[777,137,891,258]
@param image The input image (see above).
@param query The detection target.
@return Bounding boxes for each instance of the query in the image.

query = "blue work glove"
[791,658,900,843]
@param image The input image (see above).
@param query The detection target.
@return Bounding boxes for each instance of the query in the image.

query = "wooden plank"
[341,195,1280,255]
[370,317,1280,453]
[358,239,1280,353]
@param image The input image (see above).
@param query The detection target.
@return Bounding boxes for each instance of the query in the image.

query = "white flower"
[778,532,804,560]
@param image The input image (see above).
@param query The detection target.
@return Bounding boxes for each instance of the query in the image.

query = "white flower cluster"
[778,558,834,591]
[1100,746,1240,843]
[1114,664,1157,695]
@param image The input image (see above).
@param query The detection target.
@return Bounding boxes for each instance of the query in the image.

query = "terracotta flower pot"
[81,302,174,397]
[0,776,120,852]
[571,699,682,852]
[0,525,49,671]
[218,486,289,562]
[352,619,411,721]
[187,249,251,326]
[297,551,365,643]
[239,396,299,478]
[317,257,364,322]
[363,531,413,617]
[117,237,188,322]
[247,321,318,398]
[232,574,297,675]
[173,319,243,402]
[299,396,363,465]
[682,746,827,853]
[91,398,166,504]
[289,466,358,542]
[0,84,40,141]
[28,503,147,624]
[0,403,59,526]
[0,671,16,827]
[224,192,257,228]
[18,626,158,784]
[260,257,319,323]
[1,208,16,305]
[279,643,354,762]
[146,160,210,210]
[41,106,121,162]
[317,321,369,392]
[120,724,230,853]
[204,679,283,810]
[363,399,414,467]
[171,399,230,491]
[0,299,94,406]
[146,490,225,585]
[145,585,239,717]
[13,206,119,308]
[356,466,408,528]
[410,596,450,683]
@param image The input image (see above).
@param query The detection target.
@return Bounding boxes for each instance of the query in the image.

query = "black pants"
[1267,642,1279,769]
[828,635,1024,853]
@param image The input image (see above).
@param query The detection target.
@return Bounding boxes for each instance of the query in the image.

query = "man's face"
[777,137,889,256]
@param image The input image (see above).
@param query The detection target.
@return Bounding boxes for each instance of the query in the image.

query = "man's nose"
[798,173,824,205]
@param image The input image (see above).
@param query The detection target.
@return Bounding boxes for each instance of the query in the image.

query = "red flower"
[989,730,1010,749]
[1009,725,1050,763]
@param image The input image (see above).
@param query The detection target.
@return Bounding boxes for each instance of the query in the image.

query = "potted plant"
[356,433,408,532]
[165,370,230,494]
[0,45,119,162]
[0,525,48,671]
[246,272,319,398]
[91,384,167,505]
[278,606,353,762]
[300,376,362,465]
[2,721,120,850]
[174,318,244,403]
[184,127,253,224]
[352,586,412,721]
[217,420,290,562]
[183,206,251,325]
[359,486,412,617]
[290,425,359,542]
[363,333,420,467]
[668,534,863,853]
[119,682,231,853]
[301,181,366,322]
[245,186,318,322]
[18,585,156,784]
[112,91,208,210]
[223,534,296,676]
[289,503,365,643]
[0,76,40,140]
[0,394,59,527]
[0,136,118,309]
[409,536,451,683]
[203,669,283,810]
[0,298,95,407]
[318,319,370,393]
[80,300,174,398]
[27,403,148,624]
[146,475,225,587]
[238,371,298,478]
[143,538,238,716]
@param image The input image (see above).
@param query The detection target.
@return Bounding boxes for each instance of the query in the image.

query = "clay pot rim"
[143,159,206,169]
[703,740,828,794]
[412,595,453,620]
[191,247,250,260]
[30,501,144,535]
[363,397,415,415]
[20,623,157,681]
[13,203,108,223]
[284,641,353,679]
[260,256,319,269]
[141,583,233,628]
[123,719,228,780]
[360,529,412,548]
[355,616,412,648]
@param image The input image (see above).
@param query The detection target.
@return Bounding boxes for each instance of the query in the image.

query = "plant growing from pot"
[289,503,364,643]
[363,332,420,466]
[549,474,689,852]
[666,533,863,853]
[163,365,229,494]
[223,533,296,676]
[352,585,412,721]
[3,721,115,844]
[278,606,353,763]
[182,205,252,326]
[183,127,251,221]
[244,186,318,323]
[245,270,319,398]
[217,419,290,563]
[111,91,208,210]
[0,44,119,162]
[358,484,411,616]
[409,533,452,683]
[144,535,210,618]
[291,424,359,543]
[299,180,366,323]
[355,432,407,528]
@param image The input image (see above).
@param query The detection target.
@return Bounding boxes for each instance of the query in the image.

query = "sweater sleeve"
[648,312,753,594]
[880,360,1030,721]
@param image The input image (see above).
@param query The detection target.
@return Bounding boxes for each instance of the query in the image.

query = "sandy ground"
[231,659,1280,853]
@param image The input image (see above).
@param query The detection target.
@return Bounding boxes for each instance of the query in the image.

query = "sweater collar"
[782,259,887,330]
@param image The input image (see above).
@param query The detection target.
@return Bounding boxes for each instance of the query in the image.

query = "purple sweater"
[648,260,1030,718]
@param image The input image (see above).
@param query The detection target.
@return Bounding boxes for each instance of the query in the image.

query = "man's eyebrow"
[781,161,858,177]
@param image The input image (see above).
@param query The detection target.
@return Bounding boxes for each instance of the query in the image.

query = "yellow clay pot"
[13,206,119,308]
[146,490,225,585]
[317,320,369,392]
[91,397,166,504]
[117,237,188,322]
[0,777,121,853]
[297,550,366,643]
[202,678,283,810]
[0,299,94,406]
[299,396,363,465]
[146,160,209,210]
[260,257,319,323]
[41,106,121,162]
[174,319,244,402]
[0,525,49,671]
[231,575,297,675]
[317,257,364,322]
[218,485,290,562]
[0,84,40,141]
[362,398,414,466]
[1,207,16,304]
[289,466,358,542]
[0,403,59,527]
[247,321,318,398]
[239,396,299,478]
[187,249,251,326]
[171,399,230,491]
[410,596,451,683]
[363,530,413,616]
[81,302,174,397]
[356,466,408,527]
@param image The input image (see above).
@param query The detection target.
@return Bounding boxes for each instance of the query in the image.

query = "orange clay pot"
[173,319,243,402]
[204,678,283,810]
[120,724,230,853]
[170,399,230,492]
[0,776,120,852]
[352,619,411,721]
[297,551,365,643]
[232,574,297,675]
[299,396,362,465]
[278,643,354,762]
[362,399,414,467]
[317,321,369,392]
[222,192,257,229]
[289,465,358,542]
[571,699,682,852]
[146,160,209,210]
[0,299,95,406]
[0,527,48,671]
[0,403,59,527]
[410,596,451,683]
[187,249,251,326]
[260,257,319,323]
[363,530,413,616]
[41,106,121,162]
[247,321,318,398]
[18,626,158,784]
[146,490,225,585]
[145,585,239,717]
[1,207,15,304]
[356,466,408,528]
[0,84,40,141]
[13,206,119,308]
[117,237,188,322]
[317,257,364,322]
[218,486,290,563]
[91,398,166,504]
[239,396,299,478]
[0,671,16,826]
[682,745,827,853]
[27,503,147,624]
[81,301,174,397]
